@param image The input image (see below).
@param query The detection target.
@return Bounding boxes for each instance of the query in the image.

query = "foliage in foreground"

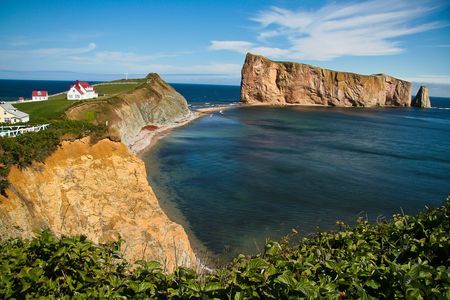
[0,199,449,299]
[0,120,107,194]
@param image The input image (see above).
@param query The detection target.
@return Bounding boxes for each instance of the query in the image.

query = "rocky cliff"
[241,53,412,107]
[412,85,431,108]
[66,73,193,148]
[0,138,197,272]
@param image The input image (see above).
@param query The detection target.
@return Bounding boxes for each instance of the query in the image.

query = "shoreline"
[129,104,239,269]
[130,105,238,154]
[128,101,340,154]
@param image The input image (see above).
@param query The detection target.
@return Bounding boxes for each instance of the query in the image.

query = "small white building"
[67,80,98,100]
[0,103,29,124]
[32,90,48,101]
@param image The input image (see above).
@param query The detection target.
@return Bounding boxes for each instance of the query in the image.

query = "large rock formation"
[240,53,412,107]
[66,73,193,147]
[0,138,197,272]
[412,85,431,108]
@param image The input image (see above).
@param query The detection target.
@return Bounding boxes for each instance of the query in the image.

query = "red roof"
[32,90,48,97]
[70,84,84,94]
[70,80,93,95]
[79,81,92,89]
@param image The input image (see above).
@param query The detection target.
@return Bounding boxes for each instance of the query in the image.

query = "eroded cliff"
[241,53,412,107]
[66,73,193,148]
[0,138,197,272]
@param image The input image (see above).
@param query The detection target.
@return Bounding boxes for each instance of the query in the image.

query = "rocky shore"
[0,72,237,272]
[130,105,237,154]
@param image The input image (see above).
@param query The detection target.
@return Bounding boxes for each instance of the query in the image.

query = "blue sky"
[1,0,449,95]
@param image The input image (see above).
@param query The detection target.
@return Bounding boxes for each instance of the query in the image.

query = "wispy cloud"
[0,44,191,68]
[210,0,444,60]
[209,41,254,53]
[403,75,450,85]
[69,50,190,65]
[0,43,97,58]
[126,62,242,75]
[30,43,97,56]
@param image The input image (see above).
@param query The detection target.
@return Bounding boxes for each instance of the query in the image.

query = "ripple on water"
[143,106,450,259]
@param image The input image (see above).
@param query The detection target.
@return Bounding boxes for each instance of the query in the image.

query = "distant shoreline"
[131,105,238,154]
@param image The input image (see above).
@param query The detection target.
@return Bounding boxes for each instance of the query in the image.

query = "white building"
[32,90,48,101]
[0,103,29,124]
[67,80,98,100]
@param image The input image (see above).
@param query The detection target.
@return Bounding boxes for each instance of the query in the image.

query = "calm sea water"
[3,79,450,259]
[143,101,450,259]
[0,79,102,101]
[0,79,240,103]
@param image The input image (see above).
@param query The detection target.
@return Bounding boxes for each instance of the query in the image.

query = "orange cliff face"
[0,138,197,272]
[240,53,412,107]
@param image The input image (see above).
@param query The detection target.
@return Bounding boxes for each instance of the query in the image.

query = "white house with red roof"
[32,90,48,101]
[67,80,98,100]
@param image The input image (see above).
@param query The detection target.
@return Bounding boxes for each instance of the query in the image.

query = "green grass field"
[94,83,140,95]
[109,78,147,84]
[14,94,78,123]
[13,83,142,122]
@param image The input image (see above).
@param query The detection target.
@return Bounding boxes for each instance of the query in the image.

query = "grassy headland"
[94,83,141,94]
[14,94,74,123]
[1,81,140,191]
[12,82,141,123]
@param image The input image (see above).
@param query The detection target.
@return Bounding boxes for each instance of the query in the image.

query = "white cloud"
[403,75,450,85]
[68,50,185,64]
[0,43,97,58]
[127,62,242,75]
[209,41,254,53]
[210,0,443,61]
[30,43,97,56]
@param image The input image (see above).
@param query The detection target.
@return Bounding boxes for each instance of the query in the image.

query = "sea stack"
[412,85,431,108]
[240,53,412,107]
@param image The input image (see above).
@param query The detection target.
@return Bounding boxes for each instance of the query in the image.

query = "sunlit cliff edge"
[0,74,197,272]
[0,138,197,272]
[241,53,412,107]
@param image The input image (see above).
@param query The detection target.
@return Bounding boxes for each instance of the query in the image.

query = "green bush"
[0,198,448,299]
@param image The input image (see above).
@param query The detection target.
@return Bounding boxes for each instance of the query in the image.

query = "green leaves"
[0,198,449,298]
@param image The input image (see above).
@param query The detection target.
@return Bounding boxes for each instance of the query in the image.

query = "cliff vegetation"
[1,198,448,299]
[14,82,141,123]
[0,120,108,194]
[65,73,191,147]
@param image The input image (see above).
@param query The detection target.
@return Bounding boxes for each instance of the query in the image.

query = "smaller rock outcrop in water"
[240,53,412,107]
[412,85,431,108]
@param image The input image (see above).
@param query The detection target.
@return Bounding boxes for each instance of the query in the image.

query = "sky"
[0,0,450,95]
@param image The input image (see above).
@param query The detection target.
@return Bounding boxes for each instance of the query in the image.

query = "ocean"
[2,79,450,260]
[142,99,450,259]
[0,79,240,103]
